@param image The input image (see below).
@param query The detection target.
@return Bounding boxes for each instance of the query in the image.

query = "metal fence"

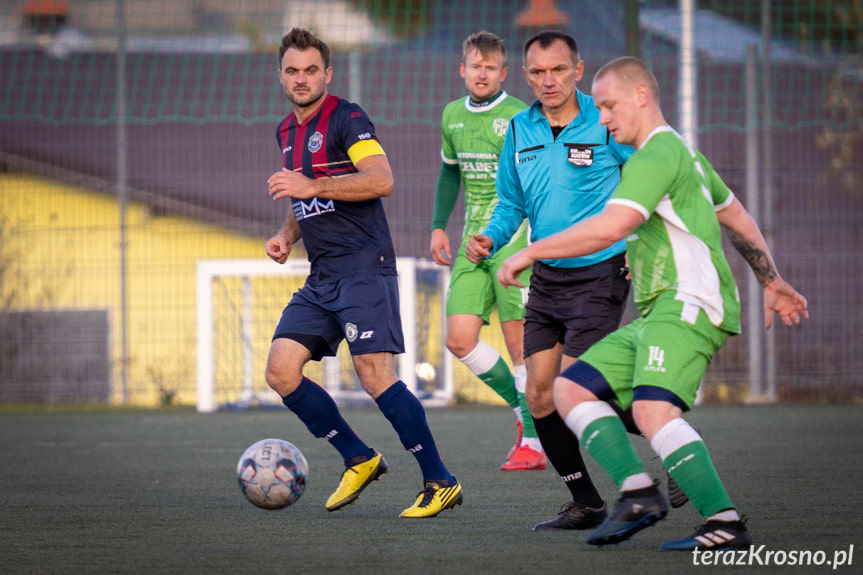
[1,0,860,405]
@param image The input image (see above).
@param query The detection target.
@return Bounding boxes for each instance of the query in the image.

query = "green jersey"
[607,127,741,334]
[440,91,527,240]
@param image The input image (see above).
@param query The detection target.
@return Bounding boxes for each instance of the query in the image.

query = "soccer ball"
[237,438,309,510]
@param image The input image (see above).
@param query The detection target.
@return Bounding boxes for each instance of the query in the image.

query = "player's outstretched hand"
[763,278,809,329]
[268,168,317,200]
[465,234,493,264]
[430,229,452,266]
[265,233,291,264]
[497,249,534,288]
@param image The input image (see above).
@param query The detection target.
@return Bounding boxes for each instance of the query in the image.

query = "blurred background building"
[1,0,860,407]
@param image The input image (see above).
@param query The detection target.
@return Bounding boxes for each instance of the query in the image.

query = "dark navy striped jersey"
[276,93,397,284]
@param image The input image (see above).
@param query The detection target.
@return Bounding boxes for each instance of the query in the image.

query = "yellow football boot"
[400,478,463,518]
[325,450,388,511]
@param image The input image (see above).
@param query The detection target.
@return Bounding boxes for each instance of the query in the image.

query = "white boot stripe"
[695,529,737,548]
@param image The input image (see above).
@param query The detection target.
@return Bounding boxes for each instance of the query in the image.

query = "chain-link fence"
[1,0,860,405]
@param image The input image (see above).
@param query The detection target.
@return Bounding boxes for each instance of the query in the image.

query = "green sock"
[580,415,646,487]
[477,357,519,408]
[664,441,735,517]
[517,391,538,438]
[512,364,536,439]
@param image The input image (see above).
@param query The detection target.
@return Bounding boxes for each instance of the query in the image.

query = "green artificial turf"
[1,404,860,574]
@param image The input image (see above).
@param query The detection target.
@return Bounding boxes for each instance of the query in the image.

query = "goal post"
[196,258,453,412]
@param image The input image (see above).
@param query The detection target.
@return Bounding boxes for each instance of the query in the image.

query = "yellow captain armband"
[347,139,385,166]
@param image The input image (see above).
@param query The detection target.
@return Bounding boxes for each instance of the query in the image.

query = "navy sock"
[282,377,372,465]
[375,381,452,484]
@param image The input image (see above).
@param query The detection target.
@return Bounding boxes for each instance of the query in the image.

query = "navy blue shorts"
[273,274,405,361]
[523,254,630,359]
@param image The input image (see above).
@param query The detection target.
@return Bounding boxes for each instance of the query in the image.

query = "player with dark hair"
[466,30,635,530]
[430,31,545,471]
[497,55,808,550]
[265,27,462,518]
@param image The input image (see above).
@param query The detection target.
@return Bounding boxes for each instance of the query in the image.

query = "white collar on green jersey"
[464,91,509,113]
[638,125,676,150]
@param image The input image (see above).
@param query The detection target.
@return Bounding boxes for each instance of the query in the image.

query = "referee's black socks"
[533,411,605,509]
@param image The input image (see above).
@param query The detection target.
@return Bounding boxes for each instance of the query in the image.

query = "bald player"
[497,56,808,550]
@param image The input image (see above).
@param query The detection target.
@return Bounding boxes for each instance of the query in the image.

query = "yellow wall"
[1,173,512,407]
[1,174,278,405]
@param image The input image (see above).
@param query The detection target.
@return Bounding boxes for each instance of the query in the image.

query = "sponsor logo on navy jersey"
[308,131,323,153]
[293,197,335,221]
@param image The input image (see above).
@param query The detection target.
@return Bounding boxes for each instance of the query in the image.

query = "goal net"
[196,258,452,412]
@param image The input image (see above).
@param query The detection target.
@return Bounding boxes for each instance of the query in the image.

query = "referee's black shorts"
[523,253,630,359]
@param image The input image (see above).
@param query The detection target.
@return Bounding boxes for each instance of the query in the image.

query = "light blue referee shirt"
[484,89,633,268]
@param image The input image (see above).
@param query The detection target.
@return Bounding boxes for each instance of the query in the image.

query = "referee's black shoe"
[586,482,668,545]
[532,501,607,530]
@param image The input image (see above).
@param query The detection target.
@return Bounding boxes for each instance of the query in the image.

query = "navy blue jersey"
[276,94,397,284]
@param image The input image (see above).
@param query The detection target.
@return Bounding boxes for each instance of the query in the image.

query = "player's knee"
[632,394,684,439]
[264,360,302,397]
[265,337,315,396]
[352,354,400,398]
[552,375,597,414]
[264,368,288,395]
[525,379,554,415]
[445,332,477,358]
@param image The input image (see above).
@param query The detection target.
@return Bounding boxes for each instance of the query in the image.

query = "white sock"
[650,418,702,461]
[708,509,741,522]
[513,363,527,393]
[621,473,654,492]
[521,437,542,451]
[563,400,618,440]
[459,341,500,376]
[514,364,527,425]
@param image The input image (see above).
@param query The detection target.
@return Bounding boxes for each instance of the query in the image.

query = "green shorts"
[580,293,731,411]
[446,237,530,324]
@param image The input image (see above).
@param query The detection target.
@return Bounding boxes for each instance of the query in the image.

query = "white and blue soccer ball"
[237,439,308,509]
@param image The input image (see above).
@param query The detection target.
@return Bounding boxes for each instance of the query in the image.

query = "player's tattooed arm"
[725,227,778,287]
[717,196,808,328]
[716,196,779,287]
